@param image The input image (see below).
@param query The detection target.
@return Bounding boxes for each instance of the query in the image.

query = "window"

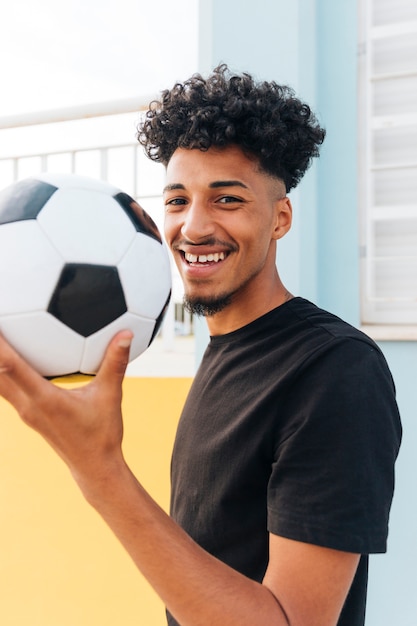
[358,0,417,335]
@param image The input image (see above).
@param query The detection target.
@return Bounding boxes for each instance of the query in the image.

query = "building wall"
[198,0,416,624]
[0,377,192,626]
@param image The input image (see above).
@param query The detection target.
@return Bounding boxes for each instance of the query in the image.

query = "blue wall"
[198,0,416,623]
[315,1,360,323]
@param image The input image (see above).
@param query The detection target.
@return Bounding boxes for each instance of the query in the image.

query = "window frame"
[358,0,417,340]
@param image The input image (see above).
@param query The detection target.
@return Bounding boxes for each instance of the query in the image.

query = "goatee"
[183,294,232,317]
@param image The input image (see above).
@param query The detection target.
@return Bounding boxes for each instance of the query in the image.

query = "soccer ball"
[0,173,171,377]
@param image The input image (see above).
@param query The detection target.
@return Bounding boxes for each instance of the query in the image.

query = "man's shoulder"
[279,298,392,381]
[287,298,377,348]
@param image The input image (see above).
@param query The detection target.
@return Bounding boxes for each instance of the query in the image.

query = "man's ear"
[273,197,292,240]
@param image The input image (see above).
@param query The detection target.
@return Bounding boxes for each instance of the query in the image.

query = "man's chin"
[183,294,232,317]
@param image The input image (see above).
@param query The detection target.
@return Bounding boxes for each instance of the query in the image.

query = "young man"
[0,65,401,626]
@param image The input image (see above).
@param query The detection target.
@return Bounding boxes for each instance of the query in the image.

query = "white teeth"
[184,251,226,263]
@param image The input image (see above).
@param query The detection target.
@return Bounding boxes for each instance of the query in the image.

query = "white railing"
[0,97,155,191]
[0,96,151,130]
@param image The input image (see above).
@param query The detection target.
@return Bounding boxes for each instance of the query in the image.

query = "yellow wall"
[0,377,192,626]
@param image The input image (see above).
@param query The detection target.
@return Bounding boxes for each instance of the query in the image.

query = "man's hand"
[0,330,133,489]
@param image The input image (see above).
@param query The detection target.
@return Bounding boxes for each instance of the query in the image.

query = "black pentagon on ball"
[0,178,58,225]
[48,263,127,337]
[113,192,162,244]
[148,290,172,346]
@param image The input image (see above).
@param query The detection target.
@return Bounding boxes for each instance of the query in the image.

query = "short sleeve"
[267,338,402,554]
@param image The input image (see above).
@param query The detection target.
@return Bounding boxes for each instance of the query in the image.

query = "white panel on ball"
[38,189,137,265]
[81,312,156,374]
[0,221,64,315]
[118,235,172,319]
[0,312,84,377]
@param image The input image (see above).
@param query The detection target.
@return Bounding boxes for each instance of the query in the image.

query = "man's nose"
[180,203,215,242]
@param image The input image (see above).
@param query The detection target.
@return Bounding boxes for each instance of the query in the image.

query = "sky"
[0,0,198,116]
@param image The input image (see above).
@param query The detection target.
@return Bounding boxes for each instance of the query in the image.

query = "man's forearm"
[81,460,288,626]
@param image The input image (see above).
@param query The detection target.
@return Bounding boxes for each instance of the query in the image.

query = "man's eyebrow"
[163,183,185,193]
[163,180,249,193]
[209,180,248,189]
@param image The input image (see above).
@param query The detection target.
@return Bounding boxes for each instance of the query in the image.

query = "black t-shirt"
[167,299,401,625]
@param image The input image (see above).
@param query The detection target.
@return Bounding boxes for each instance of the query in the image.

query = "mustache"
[172,237,238,252]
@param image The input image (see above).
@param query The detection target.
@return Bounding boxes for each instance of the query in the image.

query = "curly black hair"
[137,64,325,192]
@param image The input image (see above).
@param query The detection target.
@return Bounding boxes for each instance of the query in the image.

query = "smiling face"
[163,145,292,333]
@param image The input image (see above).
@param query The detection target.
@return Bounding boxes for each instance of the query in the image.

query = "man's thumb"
[97,330,133,383]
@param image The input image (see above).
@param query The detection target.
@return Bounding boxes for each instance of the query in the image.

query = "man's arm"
[0,332,359,626]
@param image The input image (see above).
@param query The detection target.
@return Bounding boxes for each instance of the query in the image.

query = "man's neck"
[205,287,293,337]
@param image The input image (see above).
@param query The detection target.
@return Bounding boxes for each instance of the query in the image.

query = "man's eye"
[165,197,186,207]
[218,196,240,204]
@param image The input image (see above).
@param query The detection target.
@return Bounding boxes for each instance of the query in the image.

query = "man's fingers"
[0,333,53,409]
[0,329,131,436]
